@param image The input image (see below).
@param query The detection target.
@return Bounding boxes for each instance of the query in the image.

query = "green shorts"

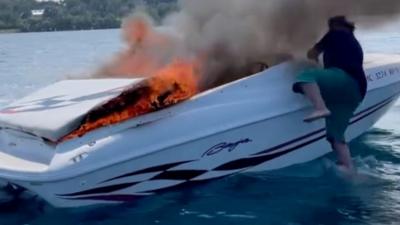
[293,68,363,143]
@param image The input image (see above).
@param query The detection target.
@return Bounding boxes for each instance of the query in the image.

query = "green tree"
[0,0,178,32]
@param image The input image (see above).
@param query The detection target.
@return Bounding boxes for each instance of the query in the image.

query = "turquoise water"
[0,25,400,225]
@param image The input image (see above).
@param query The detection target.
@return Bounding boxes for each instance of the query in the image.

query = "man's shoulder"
[328,30,355,38]
[325,30,360,49]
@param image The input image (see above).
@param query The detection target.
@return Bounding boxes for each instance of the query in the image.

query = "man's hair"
[328,16,355,32]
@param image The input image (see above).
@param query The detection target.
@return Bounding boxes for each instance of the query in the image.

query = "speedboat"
[0,54,399,208]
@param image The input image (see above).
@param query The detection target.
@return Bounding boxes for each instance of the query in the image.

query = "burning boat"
[0,54,400,207]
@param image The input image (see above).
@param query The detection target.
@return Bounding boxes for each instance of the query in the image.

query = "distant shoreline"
[0,27,122,34]
[1,0,178,35]
[0,29,20,34]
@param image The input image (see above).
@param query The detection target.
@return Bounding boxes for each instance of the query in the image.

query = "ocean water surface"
[0,23,400,225]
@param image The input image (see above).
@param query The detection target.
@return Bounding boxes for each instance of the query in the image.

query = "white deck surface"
[0,79,139,141]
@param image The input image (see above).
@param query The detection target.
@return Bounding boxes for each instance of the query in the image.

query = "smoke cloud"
[97,0,400,89]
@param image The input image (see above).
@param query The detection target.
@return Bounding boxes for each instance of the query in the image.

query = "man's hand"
[307,47,321,62]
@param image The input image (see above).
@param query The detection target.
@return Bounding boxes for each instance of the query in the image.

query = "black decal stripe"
[151,170,208,180]
[219,96,398,171]
[58,182,139,197]
[102,160,194,183]
[354,95,394,117]
[62,194,140,202]
[64,95,400,201]
[215,135,326,171]
[98,93,399,186]
[350,98,394,125]
[254,129,325,156]
[255,94,398,157]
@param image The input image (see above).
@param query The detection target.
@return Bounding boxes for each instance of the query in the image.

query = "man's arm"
[307,32,330,62]
[307,47,321,62]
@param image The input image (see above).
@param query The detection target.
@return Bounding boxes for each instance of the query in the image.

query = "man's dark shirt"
[315,29,367,97]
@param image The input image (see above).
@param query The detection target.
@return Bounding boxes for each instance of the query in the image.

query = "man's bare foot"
[336,164,354,174]
[304,109,331,123]
[335,159,354,173]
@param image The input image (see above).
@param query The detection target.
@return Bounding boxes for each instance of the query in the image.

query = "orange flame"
[96,15,178,78]
[62,59,200,141]
[148,59,199,104]
[61,15,203,141]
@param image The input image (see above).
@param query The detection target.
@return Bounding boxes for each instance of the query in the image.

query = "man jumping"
[293,16,367,172]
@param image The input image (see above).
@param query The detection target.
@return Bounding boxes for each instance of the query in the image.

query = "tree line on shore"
[0,0,177,32]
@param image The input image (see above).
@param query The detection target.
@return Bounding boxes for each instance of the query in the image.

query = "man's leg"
[300,83,331,122]
[332,141,354,171]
